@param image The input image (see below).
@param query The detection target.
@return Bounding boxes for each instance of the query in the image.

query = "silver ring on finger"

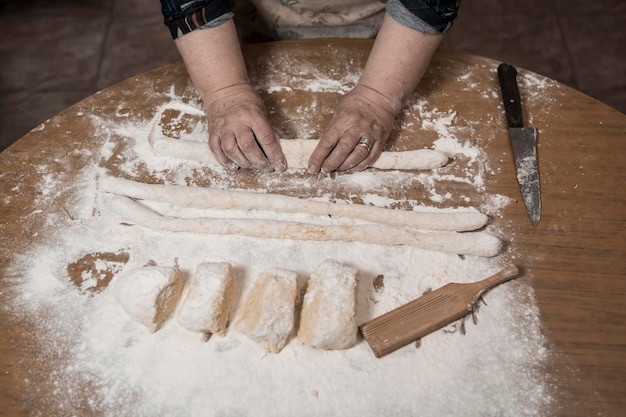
[357,137,373,153]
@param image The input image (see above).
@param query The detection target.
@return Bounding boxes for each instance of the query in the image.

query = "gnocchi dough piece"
[114,266,184,332]
[177,262,237,336]
[298,259,359,350]
[234,268,298,353]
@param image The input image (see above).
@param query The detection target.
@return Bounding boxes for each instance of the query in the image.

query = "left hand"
[204,83,286,172]
[307,85,397,173]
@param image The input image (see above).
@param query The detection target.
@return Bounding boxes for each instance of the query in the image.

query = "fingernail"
[307,164,318,174]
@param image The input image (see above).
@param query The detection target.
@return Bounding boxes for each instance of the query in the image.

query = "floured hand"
[307,85,396,174]
[204,84,287,172]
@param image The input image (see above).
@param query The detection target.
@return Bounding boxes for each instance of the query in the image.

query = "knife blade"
[497,63,541,226]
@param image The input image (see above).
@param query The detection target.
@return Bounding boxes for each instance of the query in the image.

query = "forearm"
[358,13,444,115]
[172,19,285,171]
[174,19,249,102]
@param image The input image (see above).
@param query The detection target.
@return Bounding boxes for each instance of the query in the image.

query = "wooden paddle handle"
[470,264,520,293]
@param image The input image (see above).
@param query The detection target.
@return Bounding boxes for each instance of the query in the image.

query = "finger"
[307,131,340,174]
[337,137,374,171]
[220,130,253,169]
[254,125,287,172]
[319,129,366,173]
[350,141,384,171]
[236,130,273,172]
[208,131,239,170]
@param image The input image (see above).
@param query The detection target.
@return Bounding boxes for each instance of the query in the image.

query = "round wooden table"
[0,39,624,416]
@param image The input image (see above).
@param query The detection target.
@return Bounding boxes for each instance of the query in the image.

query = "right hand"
[203,83,286,172]
[307,85,397,173]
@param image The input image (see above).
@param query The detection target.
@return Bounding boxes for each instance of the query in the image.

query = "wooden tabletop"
[1,39,624,416]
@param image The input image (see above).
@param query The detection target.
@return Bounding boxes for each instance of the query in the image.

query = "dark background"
[1,0,624,151]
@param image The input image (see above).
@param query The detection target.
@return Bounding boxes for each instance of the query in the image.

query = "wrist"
[200,81,252,105]
[201,83,266,120]
[352,84,402,117]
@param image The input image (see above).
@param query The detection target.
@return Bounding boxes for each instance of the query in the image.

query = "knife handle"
[497,63,524,129]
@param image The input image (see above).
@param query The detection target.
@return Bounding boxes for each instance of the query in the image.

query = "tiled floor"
[1,0,625,151]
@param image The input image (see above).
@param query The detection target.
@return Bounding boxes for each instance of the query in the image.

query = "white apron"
[231,0,387,41]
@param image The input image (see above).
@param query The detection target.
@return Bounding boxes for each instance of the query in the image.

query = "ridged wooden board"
[360,265,520,357]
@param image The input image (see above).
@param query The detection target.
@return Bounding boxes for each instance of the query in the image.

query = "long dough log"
[100,177,488,232]
[106,195,503,257]
[150,136,449,171]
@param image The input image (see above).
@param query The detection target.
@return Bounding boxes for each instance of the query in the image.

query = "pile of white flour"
[7,71,555,417]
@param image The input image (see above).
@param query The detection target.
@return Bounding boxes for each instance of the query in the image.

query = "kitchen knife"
[497,63,541,226]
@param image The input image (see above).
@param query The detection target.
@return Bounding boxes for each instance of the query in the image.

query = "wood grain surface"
[0,39,624,416]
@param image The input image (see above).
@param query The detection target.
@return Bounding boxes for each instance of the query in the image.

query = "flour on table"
[10,218,552,417]
[6,61,554,416]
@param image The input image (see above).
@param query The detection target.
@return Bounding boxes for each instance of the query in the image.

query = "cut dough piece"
[298,259,359,350]
[177,262,237,336]
[234,268,298,353]
[114,266,184,332]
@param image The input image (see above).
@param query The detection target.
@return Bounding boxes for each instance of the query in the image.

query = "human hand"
[203,84,287,172]
[307,85,397,173]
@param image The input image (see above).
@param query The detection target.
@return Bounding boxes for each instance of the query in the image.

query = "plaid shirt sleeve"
[386,0,461,34]
[160,1,460,39]
[160,0,233,39]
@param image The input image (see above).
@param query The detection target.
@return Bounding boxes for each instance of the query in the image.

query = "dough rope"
[105,195,503,257]
[100,177,489,233]
[147,104,449,171]
[151,136,449,171]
